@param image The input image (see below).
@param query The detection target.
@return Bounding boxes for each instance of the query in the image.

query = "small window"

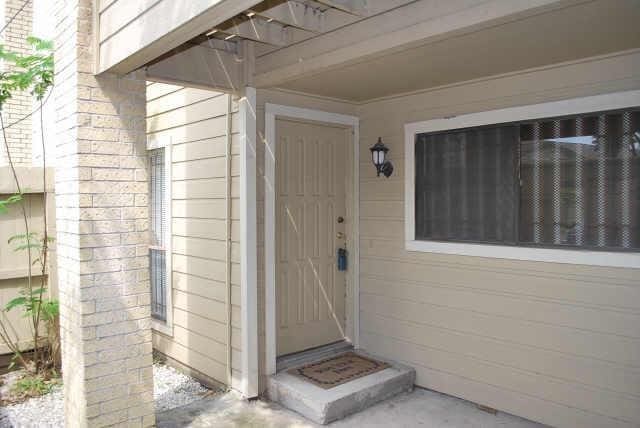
[413,107,640,252]
[149,148,168,321]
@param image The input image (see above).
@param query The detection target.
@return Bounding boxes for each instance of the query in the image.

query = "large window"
[406,92,640,267]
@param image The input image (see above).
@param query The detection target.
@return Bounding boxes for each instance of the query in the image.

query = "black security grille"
[150,248,167,321]
[415,108,640,251]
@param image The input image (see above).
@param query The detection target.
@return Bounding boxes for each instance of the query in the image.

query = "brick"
[92,168,135,181]
[92,194,135,207]
[87,385,128,405]
[53,1,153,423]
[91,141,133,155]
[85,361,126,380]
[89,410,128,428]
[95,295,138,311]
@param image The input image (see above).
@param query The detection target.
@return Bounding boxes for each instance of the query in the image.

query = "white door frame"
[264,103,360,376]
[239,87,259,398]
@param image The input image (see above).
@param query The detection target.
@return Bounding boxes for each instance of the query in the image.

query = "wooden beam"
[314,0,368,16]
[251,1,325,33]
[253,0,417,58]
[217,17,291,46]
[146,44,243,93]
[202,37,239,54]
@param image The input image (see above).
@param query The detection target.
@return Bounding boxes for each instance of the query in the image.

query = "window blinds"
[149,148,167,321]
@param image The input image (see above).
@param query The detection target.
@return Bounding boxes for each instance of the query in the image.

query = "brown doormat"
[288,352,390,389]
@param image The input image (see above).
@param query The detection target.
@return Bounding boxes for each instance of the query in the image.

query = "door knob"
[336,232,345,239]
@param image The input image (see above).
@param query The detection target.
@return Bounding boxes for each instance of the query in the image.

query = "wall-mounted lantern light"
[370,137,393,178]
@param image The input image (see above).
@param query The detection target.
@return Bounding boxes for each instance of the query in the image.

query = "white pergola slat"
[216,16,292,46]
[313,0,368,16]
[251,1,325,33]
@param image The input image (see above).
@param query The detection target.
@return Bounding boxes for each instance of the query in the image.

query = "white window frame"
[147,136,173,336]
[404,90,640,269]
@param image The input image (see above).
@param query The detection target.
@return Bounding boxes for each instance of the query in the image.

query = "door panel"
[276,118,348,356]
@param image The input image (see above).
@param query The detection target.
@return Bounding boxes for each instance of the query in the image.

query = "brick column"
[1,0,33,166]
[54,1,154,426]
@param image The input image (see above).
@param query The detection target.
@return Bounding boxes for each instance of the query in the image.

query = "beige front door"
[276,118,348,356]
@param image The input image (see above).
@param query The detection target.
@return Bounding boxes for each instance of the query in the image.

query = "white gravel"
[153,364,208,412]
[0,363,210,427]
[0,385,62,428]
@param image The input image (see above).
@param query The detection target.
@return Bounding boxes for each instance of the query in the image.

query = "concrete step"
[267,351,415,425]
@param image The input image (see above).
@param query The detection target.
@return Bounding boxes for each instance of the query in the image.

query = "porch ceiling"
[143,0,415,92]
[273,0,640,102]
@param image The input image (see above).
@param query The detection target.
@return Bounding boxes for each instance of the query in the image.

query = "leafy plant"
[0,36,58,376]
[0,193,21,214]
[9,372,59,401]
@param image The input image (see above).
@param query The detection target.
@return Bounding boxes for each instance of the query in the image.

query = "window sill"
[152,319,173,337]
[405,240,640,269]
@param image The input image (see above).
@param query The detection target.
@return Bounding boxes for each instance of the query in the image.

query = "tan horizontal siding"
[356,51,640,428]
[147,88,226,117]
[153,333,226,384]
[146,82,182,102]
[363,332,633,428]
[361,273,640,339]
[172,135,240,162]
[362,311,640,399]
[360,247,640,311]
[173,237,240,264]
[99,0,158,42]
[147,95,229,133]
[172,218,241,243]
[147,114,239,146]
[172,156,240,180]
[147,82,238,387]
[173,178,240,200]
[97,0,234,73]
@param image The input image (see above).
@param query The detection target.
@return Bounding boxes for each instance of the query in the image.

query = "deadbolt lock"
[336,232,345,239]
[337,216,344,223]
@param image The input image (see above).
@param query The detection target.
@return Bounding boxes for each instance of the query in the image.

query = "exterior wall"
[145,82,242,389]
[54,0,154,425]
[255,89,357,391]
[355,50,640,428]
[0,0,33,167]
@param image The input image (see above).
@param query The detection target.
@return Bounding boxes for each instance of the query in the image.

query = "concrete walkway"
[157,387,547,428]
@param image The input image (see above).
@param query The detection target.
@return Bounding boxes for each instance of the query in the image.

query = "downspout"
[225,93,233,387]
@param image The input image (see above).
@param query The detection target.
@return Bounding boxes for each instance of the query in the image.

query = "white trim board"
[404,90,640,269]
[240,87,259,398]
[264,103,360,376]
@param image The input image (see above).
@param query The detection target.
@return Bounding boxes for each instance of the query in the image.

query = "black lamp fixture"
[370,137,393,178]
